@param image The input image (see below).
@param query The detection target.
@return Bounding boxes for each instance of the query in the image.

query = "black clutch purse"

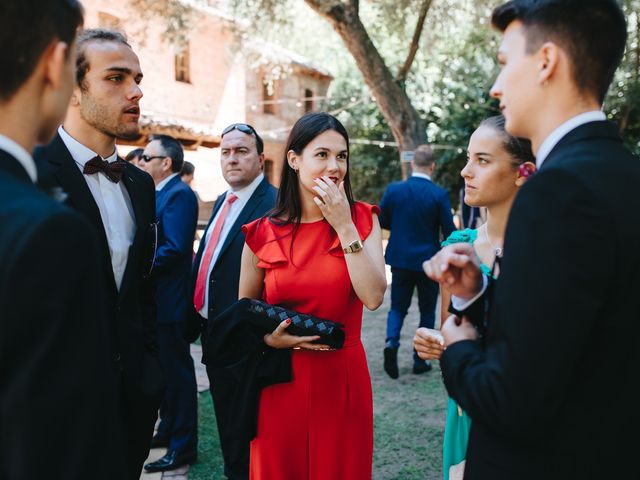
[242,298,345,349]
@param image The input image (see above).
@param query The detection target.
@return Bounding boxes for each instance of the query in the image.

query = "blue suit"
[379,175,456,360]
[154,174,199,455]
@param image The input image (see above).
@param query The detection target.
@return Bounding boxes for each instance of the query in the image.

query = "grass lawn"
[190,291,447,480]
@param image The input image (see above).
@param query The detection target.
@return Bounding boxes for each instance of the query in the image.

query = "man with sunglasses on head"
[34,28,163,480]
[138,134,199,473]
[187,122,276,480]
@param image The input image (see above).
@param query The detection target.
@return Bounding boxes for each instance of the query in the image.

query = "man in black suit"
[0,2,125,479]
[34,29,163,480]
[188,123,277,479]
[419,1,638,479]
[139,135,200,473]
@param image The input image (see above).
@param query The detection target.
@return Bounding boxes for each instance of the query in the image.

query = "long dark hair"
[270,112,356,227]
[479,115,535,165]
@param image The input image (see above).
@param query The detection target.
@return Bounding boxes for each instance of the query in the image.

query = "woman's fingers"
[272,318,292,337]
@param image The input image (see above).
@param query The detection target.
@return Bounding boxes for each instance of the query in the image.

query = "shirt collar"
[536,110,606,168]
[411,172,432,181]
[156,172,180,191]
[0,134,37,182]
[229,173,264,203]
[58,125,118,166]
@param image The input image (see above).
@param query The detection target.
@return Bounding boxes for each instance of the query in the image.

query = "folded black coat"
[202,299,293,475]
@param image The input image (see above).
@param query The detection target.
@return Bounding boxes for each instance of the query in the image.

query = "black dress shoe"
[412,360,432,375]
[143,450,197,472]
[149,434,169,449]
[383,347,399,379]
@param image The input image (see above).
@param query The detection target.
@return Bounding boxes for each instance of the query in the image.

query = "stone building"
[81,0,332,221]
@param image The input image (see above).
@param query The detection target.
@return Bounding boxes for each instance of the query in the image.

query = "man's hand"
[413,328,446,360]
[423,243,483,299]
[441,315,479,346]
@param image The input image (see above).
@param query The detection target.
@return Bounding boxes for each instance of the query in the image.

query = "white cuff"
[451,275,488,311]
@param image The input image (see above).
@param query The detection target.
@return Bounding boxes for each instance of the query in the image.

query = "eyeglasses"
[140,154,166,163]
[221,123,258,138]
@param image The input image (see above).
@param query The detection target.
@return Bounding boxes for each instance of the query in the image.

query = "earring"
[518,163,535,178]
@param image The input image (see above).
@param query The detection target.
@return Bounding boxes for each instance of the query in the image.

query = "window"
[262,81,276,114]
[98,12,121,30]
[175,45,191,83]
[304,89,314,113]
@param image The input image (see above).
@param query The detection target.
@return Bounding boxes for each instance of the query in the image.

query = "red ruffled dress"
[241,201,379,480]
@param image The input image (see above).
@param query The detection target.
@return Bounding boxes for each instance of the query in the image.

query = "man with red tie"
[188,123,276,480]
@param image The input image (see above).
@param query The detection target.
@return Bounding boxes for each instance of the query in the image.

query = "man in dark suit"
[138,135,199,472]
[379,145,455,378]
[189,123,277,479]
[419,1,638,479]
[34,29,163,480]
[0,3,125,479]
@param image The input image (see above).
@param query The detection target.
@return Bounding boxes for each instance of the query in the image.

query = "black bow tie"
[83,156,127,183]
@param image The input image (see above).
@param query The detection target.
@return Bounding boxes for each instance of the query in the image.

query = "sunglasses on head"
[140,154,166,163]
[221,123,258,138]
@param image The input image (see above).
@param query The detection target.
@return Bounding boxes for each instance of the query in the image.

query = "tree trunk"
[305,0,427,179]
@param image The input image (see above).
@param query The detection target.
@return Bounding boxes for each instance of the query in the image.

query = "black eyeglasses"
[140,154,166,163]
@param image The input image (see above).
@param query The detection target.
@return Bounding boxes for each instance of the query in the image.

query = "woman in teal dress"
[413,115,536,480]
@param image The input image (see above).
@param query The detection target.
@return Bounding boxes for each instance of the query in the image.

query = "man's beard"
[80,96,140,140]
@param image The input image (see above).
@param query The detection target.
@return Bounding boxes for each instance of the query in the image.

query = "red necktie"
[193,193,238,312]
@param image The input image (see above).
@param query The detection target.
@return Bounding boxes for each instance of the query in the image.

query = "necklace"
[483,226,503,258]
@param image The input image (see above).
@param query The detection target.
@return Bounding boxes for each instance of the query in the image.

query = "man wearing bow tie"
[34,28,163,480]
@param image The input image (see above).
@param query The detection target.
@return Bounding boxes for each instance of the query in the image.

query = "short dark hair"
[480,115,535,165]
[124,148,143,163]
[0,0,84,101]
[413,145,435,167]
[76,29,131,91]
[491,0,627,103]
[181,161,195,176]
[151,134,184,173]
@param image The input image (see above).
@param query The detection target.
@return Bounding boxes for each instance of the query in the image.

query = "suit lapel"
[194,194,225,267]
[216,178,268,262]
[118,164,144,297]
[46,134,118,291]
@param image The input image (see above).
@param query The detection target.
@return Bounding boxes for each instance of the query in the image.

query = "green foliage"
[605,2,640,155]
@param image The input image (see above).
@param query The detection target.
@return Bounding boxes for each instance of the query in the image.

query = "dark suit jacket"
[155,175,198,324]
[34,134,163,397]
[203,299,292,475]
[441,121,640,479]
[188,177,277,342]
[379,175,456,271]
[0,150,125,479]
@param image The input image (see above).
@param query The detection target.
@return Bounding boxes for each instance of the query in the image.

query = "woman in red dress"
[239,112,387,479]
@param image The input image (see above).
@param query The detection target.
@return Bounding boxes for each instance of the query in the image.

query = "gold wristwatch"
[343,239,364,254]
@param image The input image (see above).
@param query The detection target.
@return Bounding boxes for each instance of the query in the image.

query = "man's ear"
[258,152,265,168]
[537,41,560,86]
[43,41,70,91]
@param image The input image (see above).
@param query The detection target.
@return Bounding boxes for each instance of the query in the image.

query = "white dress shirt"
[58,126,136,290]
[451,110,606,311]
[198,173,264,318]
[411,172,432,181]
[535,110,606,168]
[156,172,180,192]
[0,134,37,182]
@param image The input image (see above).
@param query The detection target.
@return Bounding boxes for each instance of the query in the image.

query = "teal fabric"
[440,228,490,479]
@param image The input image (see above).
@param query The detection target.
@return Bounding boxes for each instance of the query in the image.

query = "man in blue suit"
[379,145,455,378]
[139,135,199,472]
